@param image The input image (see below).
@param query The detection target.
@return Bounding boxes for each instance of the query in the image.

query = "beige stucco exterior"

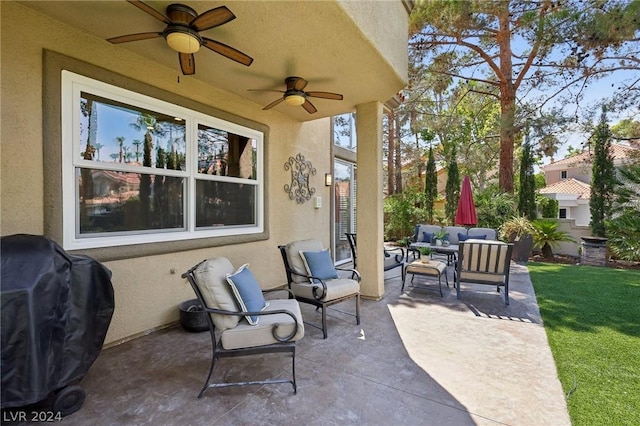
[1,2,409,345]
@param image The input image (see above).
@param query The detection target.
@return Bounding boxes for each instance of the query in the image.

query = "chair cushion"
[384,254,403,270]
[300,249,339,283]
[458,232,486,242]
[415,225,441,242]
[220,299,305,350]
[459,271,507,284]
[443,226,467,244]
[290,278,359,302]
[422,232,433,243]
[459,240,510,275]
[192,257,241,331]
[284,239,324,283]
[226,264,268,325]
[468,227,497,240]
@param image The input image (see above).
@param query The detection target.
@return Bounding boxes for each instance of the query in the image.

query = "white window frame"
[61,71,264,250]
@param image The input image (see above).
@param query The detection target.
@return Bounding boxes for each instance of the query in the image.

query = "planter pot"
[179,299,210,332]
[511,234,534,264]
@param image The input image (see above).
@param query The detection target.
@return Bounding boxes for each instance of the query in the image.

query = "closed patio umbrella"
[455,175,477,226]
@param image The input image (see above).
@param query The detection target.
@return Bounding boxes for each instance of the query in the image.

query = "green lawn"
[528,262,640,426]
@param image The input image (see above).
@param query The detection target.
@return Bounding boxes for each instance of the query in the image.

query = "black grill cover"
[1,235,115,408]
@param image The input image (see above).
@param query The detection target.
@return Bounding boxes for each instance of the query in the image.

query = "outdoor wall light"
[325,173,333,186]
[166,29,201,54]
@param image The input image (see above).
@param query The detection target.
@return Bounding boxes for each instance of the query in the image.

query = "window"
[561,170,567,179]
[333,113,357,151]
[333,160,357,264]
[559,208,567,219]
[62,71,263,250]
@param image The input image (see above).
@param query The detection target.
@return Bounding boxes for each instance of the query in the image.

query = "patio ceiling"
[19,0,408,122]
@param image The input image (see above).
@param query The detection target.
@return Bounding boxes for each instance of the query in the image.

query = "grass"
[528,262,640,426]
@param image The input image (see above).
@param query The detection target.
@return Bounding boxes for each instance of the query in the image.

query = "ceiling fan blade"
[191,6,236,31]
[292,77,308,91]
[306,91,344,100]
[127,0,171,25]
[179,53,195,75]
[107,32,163,44]
[263,97,285,110]
[302,100,317,114]
[202,38,253,66]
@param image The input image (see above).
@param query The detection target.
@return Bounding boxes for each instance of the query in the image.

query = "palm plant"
[499,215,534,241]
[606,162,640,261]
[532,219,575,258]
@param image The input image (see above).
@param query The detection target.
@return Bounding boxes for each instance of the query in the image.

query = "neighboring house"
[538,178,591,225]
[538,143,639,226]
[1,1,411,345]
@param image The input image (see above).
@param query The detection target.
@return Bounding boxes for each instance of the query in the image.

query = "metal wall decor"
[284,153,316,203]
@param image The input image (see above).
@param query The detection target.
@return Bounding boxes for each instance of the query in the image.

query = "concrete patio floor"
[16,262,571,425]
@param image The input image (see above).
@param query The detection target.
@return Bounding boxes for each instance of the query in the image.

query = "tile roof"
[539,178,591,199]
[541,143,638,170]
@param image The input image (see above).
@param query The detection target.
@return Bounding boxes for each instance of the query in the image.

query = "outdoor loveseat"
[411,225,497,246]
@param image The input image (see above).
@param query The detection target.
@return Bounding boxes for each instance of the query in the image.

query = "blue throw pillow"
[422,232,433,243]
[300,250,339,284]
[459,233,486,241]
[226,264,268,325]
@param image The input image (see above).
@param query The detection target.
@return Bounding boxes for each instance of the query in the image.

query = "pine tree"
[518,137,537,220]
[589,109,615,237]
[445,145,460,225]
[424,145,437,224]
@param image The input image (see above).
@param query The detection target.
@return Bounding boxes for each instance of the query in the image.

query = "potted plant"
[433,228,448,247]
[499,216,535,264]
[418,246,433,262]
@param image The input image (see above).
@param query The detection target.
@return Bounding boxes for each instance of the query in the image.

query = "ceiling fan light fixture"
[166,30,201,53]
[285,94,306,106]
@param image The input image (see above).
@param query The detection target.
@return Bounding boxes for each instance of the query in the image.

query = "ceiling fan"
[250,77,343,114]
[107,0,253,75]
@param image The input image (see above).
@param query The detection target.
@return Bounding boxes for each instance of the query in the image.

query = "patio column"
[355,101,384,299]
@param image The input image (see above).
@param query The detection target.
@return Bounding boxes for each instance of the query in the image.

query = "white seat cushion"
[290,277,359,302]
[220,299,305,350]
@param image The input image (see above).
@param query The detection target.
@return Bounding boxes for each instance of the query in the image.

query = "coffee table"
[403,259,449,297]
[409,243,459,266]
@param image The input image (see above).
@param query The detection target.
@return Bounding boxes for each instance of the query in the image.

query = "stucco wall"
[338,0,408,91]
[1,2,333,345]
[555,219,592,257]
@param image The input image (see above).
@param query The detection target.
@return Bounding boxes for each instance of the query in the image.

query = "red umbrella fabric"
[455,175,477,226]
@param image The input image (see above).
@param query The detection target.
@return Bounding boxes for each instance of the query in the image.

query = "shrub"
[606,214,640,261]
[384,191,427,241]
[537,195,559,218]
[532,219,575,257]
[475,185,518,230]
[606,162,640,261]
